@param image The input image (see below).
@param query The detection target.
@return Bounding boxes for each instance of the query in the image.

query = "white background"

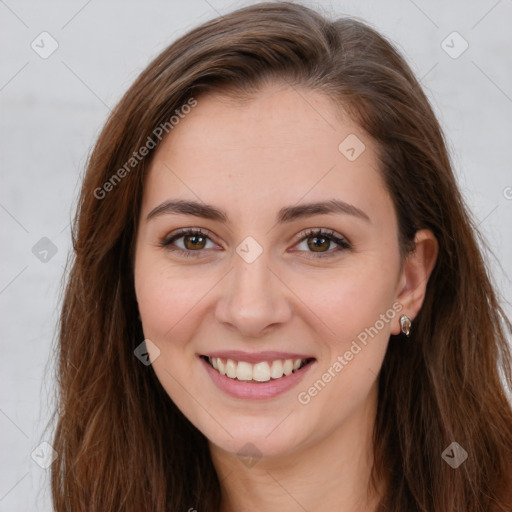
[1,0,511,510]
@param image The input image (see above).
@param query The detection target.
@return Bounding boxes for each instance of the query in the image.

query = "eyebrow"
[146,198,370,224]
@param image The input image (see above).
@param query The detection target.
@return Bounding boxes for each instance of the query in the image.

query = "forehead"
[141,84,391,224]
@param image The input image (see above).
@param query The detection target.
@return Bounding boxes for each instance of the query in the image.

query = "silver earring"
[400,314,411,337]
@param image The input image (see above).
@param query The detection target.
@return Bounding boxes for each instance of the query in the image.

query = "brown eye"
[294,229,351,259]
[160,228,217,258]
[307,235,331,252]
[183,233,207,250]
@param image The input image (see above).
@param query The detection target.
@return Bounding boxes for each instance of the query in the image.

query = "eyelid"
[160,227,221,251]
[162,227,215,243]
[293,227,350,245]
[290,227,351,258]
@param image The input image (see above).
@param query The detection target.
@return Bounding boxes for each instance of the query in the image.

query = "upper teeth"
[208,357,305,382]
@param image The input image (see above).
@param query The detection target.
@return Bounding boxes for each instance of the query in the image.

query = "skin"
[134,82,438,512]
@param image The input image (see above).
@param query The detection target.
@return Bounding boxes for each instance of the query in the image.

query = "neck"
[210,381,383,512]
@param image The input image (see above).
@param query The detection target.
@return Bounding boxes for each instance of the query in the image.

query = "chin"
[202,414,311,461]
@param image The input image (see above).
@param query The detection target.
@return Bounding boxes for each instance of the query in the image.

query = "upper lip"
[201,350,315,364]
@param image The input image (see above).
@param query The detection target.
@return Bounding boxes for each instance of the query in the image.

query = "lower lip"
[200,357,315,400]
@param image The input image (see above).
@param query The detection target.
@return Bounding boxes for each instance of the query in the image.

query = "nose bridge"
[215,246,291,336]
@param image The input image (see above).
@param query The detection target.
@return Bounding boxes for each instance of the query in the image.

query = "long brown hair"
[49,2,512,510]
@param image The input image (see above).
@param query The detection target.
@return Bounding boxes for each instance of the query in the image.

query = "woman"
[50,2,512,511]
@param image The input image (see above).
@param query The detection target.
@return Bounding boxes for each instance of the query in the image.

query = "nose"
[214,252,292,338]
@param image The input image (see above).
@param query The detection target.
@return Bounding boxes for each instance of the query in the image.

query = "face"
[134,83,406,460]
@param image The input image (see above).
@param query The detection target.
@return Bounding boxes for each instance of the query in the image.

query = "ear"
[390,229,439,335]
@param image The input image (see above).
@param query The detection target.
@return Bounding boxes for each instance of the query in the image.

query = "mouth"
[200,354,316,383]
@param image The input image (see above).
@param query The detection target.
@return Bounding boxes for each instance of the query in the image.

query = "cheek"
[134,258,209,403]
[290,257,399,409]
[134,253,205,345]
[294,261,398,347]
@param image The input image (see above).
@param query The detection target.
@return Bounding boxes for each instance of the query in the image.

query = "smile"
[199,352,316,399]
[204,356,313,382]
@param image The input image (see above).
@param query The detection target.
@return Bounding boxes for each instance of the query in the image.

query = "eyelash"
[159,227,351,260]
